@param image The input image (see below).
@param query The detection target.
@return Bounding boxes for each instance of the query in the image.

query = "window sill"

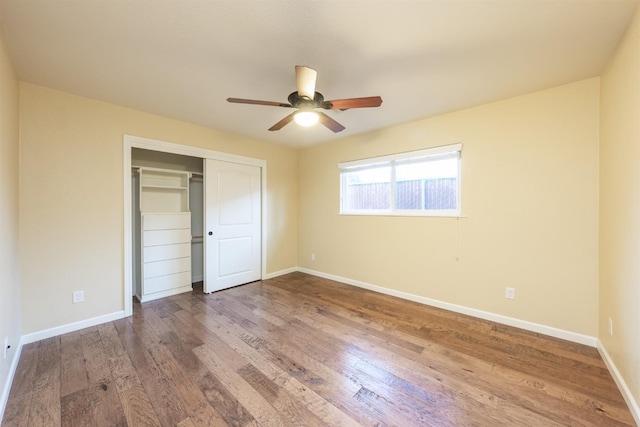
[339,211,465,218]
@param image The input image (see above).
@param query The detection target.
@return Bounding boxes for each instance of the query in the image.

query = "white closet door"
[204,159,261,293]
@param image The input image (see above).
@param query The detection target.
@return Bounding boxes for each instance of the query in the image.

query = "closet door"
[204,159,261,293]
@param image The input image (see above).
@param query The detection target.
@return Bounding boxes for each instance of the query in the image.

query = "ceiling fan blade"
[325,96,383,110]
[268,113,295,131]
[317,111,345,133]
[227,98,292,108]
[295,66,317,100]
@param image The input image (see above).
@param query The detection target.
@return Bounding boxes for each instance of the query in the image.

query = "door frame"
[123,134,267,317]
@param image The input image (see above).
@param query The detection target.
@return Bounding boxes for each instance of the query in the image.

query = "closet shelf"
[140,210,190,214]
[141,185,188,190]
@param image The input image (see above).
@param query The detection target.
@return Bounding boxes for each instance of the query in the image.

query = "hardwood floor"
[2,272,635,426]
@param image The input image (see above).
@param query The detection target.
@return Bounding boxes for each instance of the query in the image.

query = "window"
[339,143,462,216]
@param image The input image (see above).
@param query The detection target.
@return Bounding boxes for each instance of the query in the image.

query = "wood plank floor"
[2,272,635,426]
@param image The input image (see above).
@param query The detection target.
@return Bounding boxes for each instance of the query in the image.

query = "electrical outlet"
[3,336,9,359]
[608,318,613,336]
[505,287,515,300]
[311,253,316,261]
[72,290,84,304]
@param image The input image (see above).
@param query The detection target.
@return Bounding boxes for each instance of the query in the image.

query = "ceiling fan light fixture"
[294,110,319,127]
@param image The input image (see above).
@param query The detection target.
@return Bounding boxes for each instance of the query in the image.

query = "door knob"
[208,231,213,236]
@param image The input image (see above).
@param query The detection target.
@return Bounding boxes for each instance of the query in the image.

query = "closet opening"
[131,148,204,303]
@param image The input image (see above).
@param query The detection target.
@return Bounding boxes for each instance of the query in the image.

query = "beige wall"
[0,28,21,404]
[299,78,600,336]
[19,83,298,334]
[600,5,640,410]
[5,17,640,416]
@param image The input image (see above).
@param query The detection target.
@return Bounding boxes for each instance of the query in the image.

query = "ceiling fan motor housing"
[287,91,329,109]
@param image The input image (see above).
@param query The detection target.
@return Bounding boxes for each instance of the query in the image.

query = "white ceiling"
[0,0,638,147]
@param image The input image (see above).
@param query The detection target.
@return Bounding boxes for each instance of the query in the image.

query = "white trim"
[339,210,462,218]
[263,267,299,280]
[0,337,24,423]
[21,311,126,345]
[297,267,598,347]
[338,143,463,169]
[126,135,266,167]
[124,135,268,316]
[597,341,640,425]
[124,142,133,317]
[137,286,193,303]
[2,310,125,420]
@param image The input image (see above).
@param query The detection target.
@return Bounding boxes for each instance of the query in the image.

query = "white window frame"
[339,143,462,217]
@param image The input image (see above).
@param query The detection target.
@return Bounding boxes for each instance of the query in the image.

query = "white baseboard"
[263,267,298,280]
[138,286,193,303]
[0,336,24,423]
[298,267,598,347]
[597,341,640,425]
[2,311,126,422]
[21,310,126,345]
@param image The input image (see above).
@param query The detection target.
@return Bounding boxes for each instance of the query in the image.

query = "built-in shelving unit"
[137,167,192,302]
[140,168,190,212]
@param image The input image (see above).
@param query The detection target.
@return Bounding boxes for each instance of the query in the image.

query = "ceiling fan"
[227,66,383,133]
